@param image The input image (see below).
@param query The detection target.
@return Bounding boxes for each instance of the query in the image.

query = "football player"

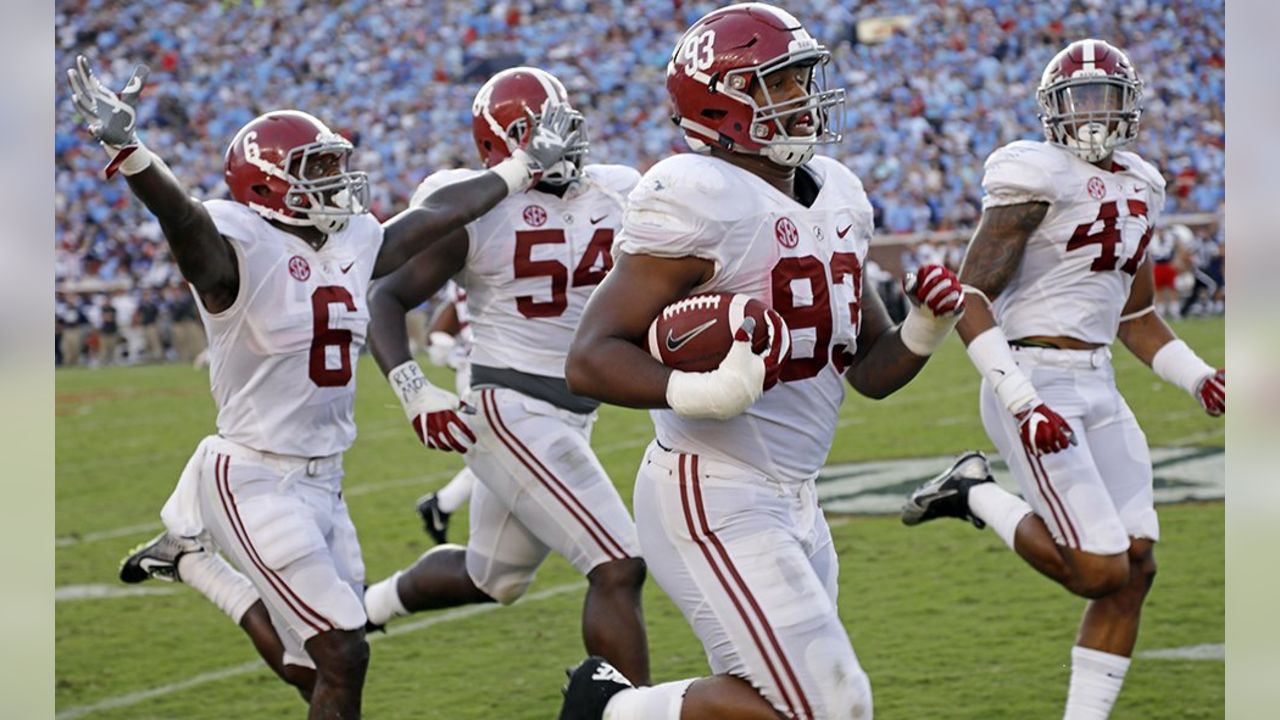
[359,67,651,684]
[901,39,1225,719]
[68,54,579,717]
[558,5,964,719]
[415,280,477,545]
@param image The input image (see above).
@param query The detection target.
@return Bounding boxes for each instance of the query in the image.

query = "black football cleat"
[119,532,203,584]
[557,656,634,720]
[901,451,995,529]
[415,492,451,545]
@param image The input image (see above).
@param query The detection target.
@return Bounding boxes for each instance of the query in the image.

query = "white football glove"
[487,101,582,194]
[388,360,476,453]
[665,318,767,420]
[66,55,154,179]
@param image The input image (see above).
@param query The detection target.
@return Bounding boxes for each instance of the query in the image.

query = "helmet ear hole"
[251,184,272,199]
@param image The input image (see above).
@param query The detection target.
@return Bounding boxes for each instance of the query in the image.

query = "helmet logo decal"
[775,217,799,248]
[288,255,311,282]
[241,130,286,179]
[522,205,548,227]
[679,29,717,77]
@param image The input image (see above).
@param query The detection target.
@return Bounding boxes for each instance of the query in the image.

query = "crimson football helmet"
[471,66,588,185]
[224,110,369,234]
[666,2,845,167]
[1037,39,1143,163]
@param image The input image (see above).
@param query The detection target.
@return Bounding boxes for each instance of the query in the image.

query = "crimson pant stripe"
[481,389,626,561]
[213,453,334,633]
[678,454,811,720]
[1019,439,1080,549]
[1030,447,1080,548]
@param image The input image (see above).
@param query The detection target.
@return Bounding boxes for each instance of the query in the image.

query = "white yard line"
[1137,643,1224,661]
[54,580,585,720]
[55,585,178,601]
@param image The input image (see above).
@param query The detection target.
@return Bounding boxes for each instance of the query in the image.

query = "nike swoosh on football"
[590,215,609,224]
[836,224,853,238]
[665,318,719,353]
[340,261,355,273]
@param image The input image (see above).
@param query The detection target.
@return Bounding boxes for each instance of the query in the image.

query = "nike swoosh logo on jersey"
[590,214,609,225]
[340,261,355,274]
[837,224,853,239]
[665,318,719,353]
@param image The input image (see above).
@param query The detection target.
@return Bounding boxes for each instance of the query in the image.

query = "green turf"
[55,317,1224,718]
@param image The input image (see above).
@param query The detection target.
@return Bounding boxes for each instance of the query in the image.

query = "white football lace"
[663,294,721,318]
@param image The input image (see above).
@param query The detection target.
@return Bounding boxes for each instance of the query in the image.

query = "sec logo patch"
[523,205,547,227]
[775,217,799,248]
[1087,176,1106,200]
[288,255,311,282]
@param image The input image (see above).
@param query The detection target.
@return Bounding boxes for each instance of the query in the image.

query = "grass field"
[55,318,1224,719]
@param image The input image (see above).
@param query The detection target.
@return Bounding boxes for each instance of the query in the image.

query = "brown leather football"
[646,292,791,390]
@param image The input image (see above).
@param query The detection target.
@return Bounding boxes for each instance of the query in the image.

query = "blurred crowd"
[54,0,1225,366]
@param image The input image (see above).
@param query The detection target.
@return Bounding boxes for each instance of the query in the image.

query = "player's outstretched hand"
[67,55,148,148]
[1015,401,1076,455]
[519,102,581,176]
[666,318,767,420]
[1195,368,1225,417]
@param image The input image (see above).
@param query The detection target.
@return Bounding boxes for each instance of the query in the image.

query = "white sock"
[435,470,476,514]
[363,571,410,626]
[1064,646,1130,719]
[968,482,1032,550]
[603,679,694,720]
[177,551,259,624]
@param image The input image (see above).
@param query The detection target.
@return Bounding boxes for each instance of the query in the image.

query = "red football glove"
[1015,402,1077,455]
[904,264,965,317]
[1195,368,1225,417]
[410,404,477,453]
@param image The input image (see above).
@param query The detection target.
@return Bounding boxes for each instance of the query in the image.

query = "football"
[647,292,791,390]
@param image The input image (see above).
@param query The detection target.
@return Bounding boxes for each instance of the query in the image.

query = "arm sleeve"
[614,164,725,269]
[981,145,1057,209]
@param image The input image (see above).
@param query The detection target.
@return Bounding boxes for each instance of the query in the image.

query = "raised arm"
[67,56,238,312]
[373,103,582,279]
[1117,256,1224,415]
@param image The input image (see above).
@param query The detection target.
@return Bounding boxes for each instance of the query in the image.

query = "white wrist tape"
[665,340,763,420]
[900,305,960,356]
[388,359,431,412]
[104,142,153,176]
[1151,339,1214,395]
[489,151,534,195]
[965,327,1039,413]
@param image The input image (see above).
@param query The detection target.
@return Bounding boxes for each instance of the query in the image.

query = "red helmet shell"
[666,2,842,161]
[224,110,367,232]
[471,67,570,167]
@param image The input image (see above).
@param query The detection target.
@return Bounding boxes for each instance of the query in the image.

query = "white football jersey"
[195,200,383,457]
[411,164,640,379]
[982,141,1166,343]
[617,153,874,484]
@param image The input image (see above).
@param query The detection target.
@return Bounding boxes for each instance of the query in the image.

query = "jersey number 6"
[310,286,356,387]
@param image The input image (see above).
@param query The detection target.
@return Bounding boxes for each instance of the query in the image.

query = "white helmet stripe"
[528,68,561,112]
[1083,39,1096,72]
